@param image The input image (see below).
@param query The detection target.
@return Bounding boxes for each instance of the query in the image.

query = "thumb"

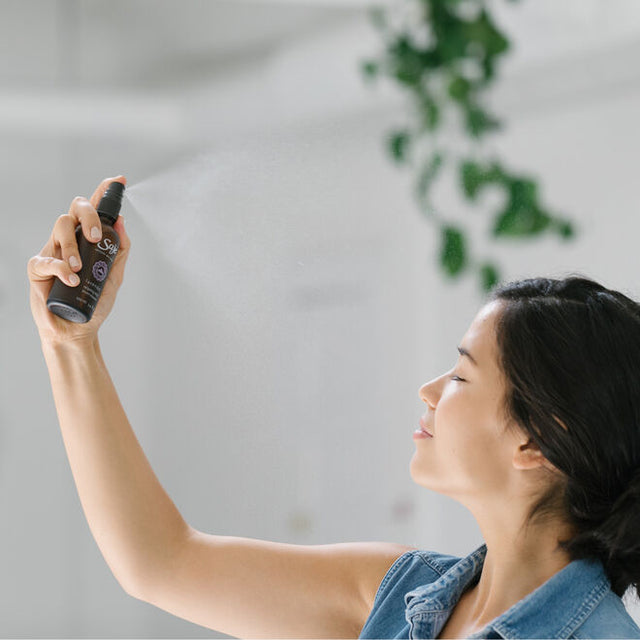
[107,215,131,288]
[113,215,130,253]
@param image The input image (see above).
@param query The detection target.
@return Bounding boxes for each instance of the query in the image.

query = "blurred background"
[3,0,640,636]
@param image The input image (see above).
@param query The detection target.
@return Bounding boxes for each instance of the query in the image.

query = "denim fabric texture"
[358,542,640,639]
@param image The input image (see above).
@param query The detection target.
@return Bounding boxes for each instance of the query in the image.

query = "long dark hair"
[485,274,640,600]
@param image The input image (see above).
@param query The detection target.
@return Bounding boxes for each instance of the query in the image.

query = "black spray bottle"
[47,181,125,323]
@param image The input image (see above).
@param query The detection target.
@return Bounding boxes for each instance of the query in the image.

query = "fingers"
[66,196,103,244]
[28,175,129,288]
[55,174,128,256]
[27,254,80,287]
[48,198,100,275]
[52,211,87,273]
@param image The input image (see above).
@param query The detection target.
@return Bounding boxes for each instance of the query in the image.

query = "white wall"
[2,0,640,635]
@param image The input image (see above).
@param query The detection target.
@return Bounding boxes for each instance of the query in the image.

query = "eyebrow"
[457,346,479,367]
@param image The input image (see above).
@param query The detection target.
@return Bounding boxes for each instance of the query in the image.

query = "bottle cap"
[97,181,125,225]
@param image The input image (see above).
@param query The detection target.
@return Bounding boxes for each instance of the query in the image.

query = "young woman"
[28,176,640,638]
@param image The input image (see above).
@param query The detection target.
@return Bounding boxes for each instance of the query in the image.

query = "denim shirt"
[359,543,640,639]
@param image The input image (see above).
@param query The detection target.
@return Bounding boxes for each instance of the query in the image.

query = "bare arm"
[139,532,414,639]
[30,176,417,637]
[41,337,190,595]
[28,176,187,595]
[42,337,415,637]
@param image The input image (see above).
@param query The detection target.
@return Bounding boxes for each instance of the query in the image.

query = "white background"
[2,0,640,635]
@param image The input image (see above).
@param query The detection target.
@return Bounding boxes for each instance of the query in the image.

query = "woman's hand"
[27,175,131,346]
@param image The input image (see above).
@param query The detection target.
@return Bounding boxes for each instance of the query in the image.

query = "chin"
[409,456,429,486]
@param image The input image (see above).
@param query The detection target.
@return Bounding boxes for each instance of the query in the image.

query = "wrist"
[40,335,99,356]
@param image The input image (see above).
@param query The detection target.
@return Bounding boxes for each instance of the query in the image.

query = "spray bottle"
[47,181,125,323]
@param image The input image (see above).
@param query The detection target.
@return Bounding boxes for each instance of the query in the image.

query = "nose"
[419,378,438,409]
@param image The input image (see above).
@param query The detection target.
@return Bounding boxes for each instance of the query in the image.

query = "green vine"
[359,0,577,294]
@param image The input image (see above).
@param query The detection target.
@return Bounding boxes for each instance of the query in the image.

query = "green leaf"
[510,178,538,210]
[448,75,472,103]
[465,105,502,138]
[479,262,500,292]
[419,48,443,70]
[463,8,511,59]
[555,219,576,239]
[387,129,412,164]
[460,158,510,202]
[360,59,380,81]
[419,95,441,131]
[485,161,508,185]
[440,225,467,276]
[416,151,444,200]
[388,35,424,87]
[460,160,484,200]
[491,177,553,236]
[441,34,469,64]
[492,205,551,237]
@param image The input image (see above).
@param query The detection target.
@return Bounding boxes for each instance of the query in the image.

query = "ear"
[512,437,559,473]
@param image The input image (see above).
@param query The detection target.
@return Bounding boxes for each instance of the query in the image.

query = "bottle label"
[47,222,121,322]
[73,229,120,312]
[92,260,109,282]
[96,237,119,257]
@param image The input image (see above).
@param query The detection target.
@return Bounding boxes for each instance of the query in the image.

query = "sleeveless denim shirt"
[359,543,640,639]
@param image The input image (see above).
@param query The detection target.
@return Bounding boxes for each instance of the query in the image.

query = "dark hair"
[485,274,640,600]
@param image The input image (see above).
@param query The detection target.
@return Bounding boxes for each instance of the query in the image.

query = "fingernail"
[69,273,80,285]
[91,226,102,240]
[69,255,80,269]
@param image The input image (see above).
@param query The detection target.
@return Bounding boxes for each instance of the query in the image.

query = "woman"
[28,176,640,638]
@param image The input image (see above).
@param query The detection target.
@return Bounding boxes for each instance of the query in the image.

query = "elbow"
[122,585,144,601]
[115,569,148,601]
[117,564,161,602]
[115,523,194,603]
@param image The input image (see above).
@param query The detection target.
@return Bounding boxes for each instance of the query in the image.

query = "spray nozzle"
[97,181,126,225]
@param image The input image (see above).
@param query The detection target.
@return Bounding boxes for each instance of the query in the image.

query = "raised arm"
[28,175,417,638]
[40,337,191,595]
[41,336,414,637]
[28,175,189,595]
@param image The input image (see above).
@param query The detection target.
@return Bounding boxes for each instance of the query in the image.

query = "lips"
[419,416,433,436]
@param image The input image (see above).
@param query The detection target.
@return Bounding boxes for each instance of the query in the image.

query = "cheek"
[435,388,475,435]
[436,392,501,464]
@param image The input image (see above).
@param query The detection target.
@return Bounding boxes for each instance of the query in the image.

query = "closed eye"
[449,375,466,382]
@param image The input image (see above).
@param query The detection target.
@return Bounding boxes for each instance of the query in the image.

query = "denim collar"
[404,543,611,638]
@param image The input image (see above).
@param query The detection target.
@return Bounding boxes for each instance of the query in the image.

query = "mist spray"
[47,181,125,323]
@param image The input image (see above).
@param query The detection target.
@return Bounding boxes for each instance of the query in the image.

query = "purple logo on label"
[93,260,109,282]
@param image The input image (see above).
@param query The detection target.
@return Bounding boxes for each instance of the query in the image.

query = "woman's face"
[411,299,524,506]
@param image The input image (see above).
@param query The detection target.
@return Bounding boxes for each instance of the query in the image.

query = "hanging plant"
[359,0,577,293]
